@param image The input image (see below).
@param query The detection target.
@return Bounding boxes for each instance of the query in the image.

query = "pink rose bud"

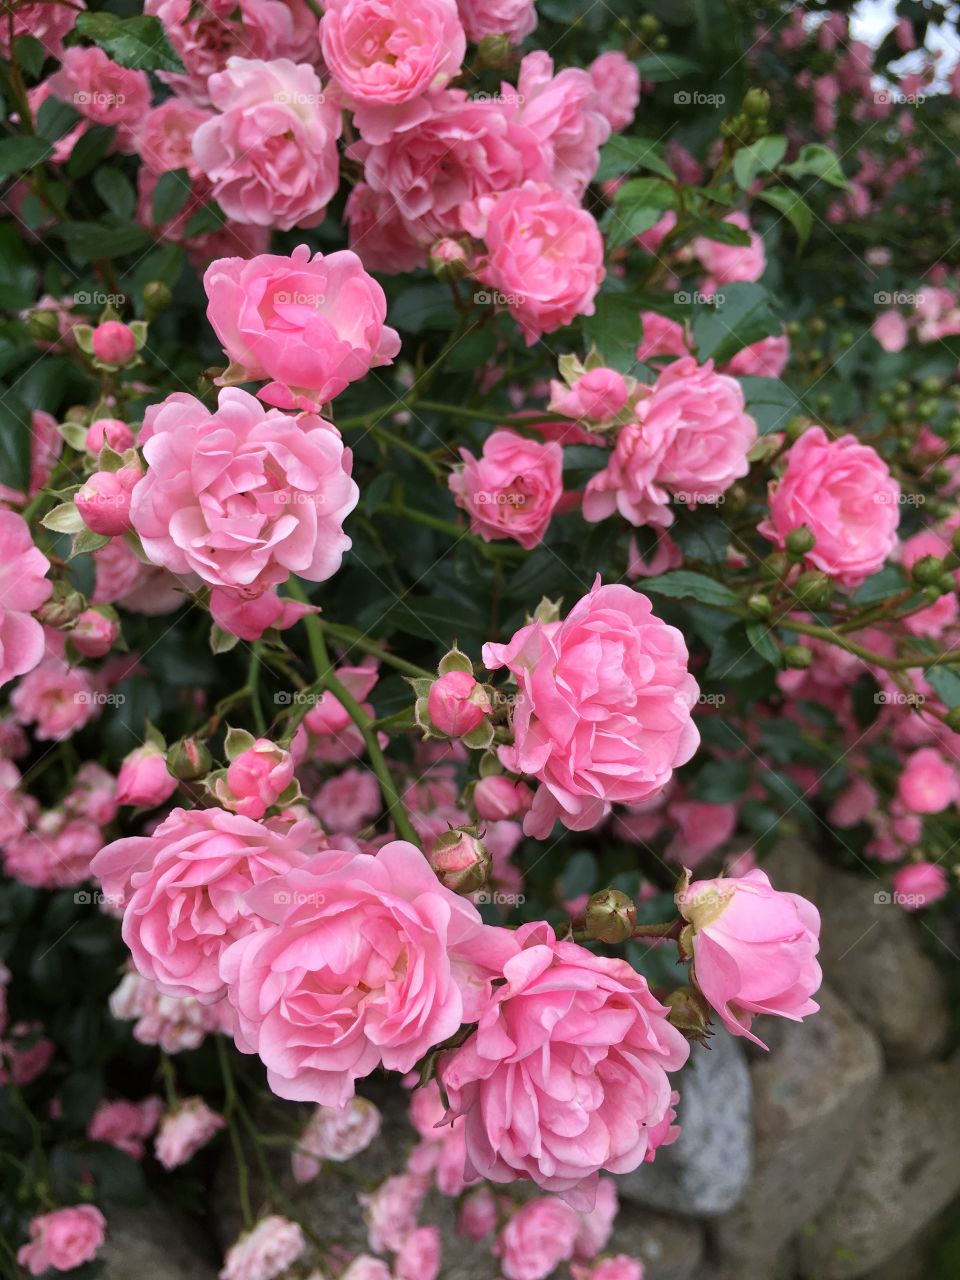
[91,320,138,366]
[154,1097,226,1170]
[549,367,630,423]
[17,1206,106,1276]
[86,417,135,453]
[456,1187,498,1241]
[892,862,949,910]
[897,746,958,814]
[75,466,140,536]
[166,736,211,781]
[427,671,490,738]
[115,743,178,808]
[223,739,295,819]
[429,828,490,895]
[429,237,469,278]
[473,774,532,821]
[220,1217,305,1280]
[71,607,119,658]
[677,868,822,1048]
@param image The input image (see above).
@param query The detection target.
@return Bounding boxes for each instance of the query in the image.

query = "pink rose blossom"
[636,209,677,256]
[678,868,822,1048]
[440,920,689,1203]
[109,969,234,1054]
[321,0,465,142]
[473,775,532,821]
[692,212,766,285]
[428,671,491,737]
[589,52,640,132]
[456,0,536,44]
[828,777,878,828]
[291,1097,382,1181]
[3,810,101,888]
[496,1198,579,1280]
[193,58,342,231]
[549,368,630,423]
[203,246,401,411]
[91,807,312,1000]
[0,408,62,506]
[892,862,949,910]
[345,183,428,274]
[138,99,213,179]
[220,840,516,1105]
[484,580,700,837]
[311,767,382,833]
[636,312,688,363]
[18,1206,106,1276]
[360,1171,430,1251]
[462,182,605,343]
[1,1022,54,1085]
[303,663,381,762]
[0,510,52,689]
[449,429,564,549]
[759,426,900,587]
[70,608,119,659]
[897,747,958,813]
[220,1215,305,1280]
[155,1097,226,1169]
[665,798,738,867]
[10,657,99,742]
[219,740,295,819]
[898,529,958,637]
[723,333,790,378]
[91,321,138,365]
[130,389,358,610]
[872,311,909,352]
[115,744,178,808]
[88,1096,163,1158]
[574,1178,617,1257]
[396,1226,441,1280]
[512,52,611,198]
[75,467,139,536]
[342,1257,392,1280]
[0,0,83,59]
[48,46,150,131]
[457,1187,497,1240]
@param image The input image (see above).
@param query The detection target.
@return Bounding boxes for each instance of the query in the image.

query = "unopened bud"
[36,582,86,628]
[166,736,211,781]
[747,593,773,618]
[761,551,790,582]
[665,986,712,1045]
[476,33,511,65]
[912,555,945,587]
[783,644,813,670]
[743,88,770,118]
[143,280,172,317]
[793,570,833,609]
[26,309,62,343]
[785,526,816,558]
[430,828,490,895]
[585,889,637,944]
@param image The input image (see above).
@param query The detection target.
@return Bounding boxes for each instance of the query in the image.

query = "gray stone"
[101,1203,218,1280]
[609,1206,705,1280]
[713,986,882,1275]
[616,1027,752,1216]
[764,840,950,1066]
[796,1054,960,1278]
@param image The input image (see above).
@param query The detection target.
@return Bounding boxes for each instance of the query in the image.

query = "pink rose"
[155,1097,226,1169]
[91,320,137,365]
[396,1226,441,1280]
[291,1097,381,1181]
[441,921,689,1203]
[636,312,688,362]
[75,466,140,536]
[109,969,233,1054]
[193,58,341,231]
[220,1215,305,1280]
[130,389,358,609]
[88,1096,163,1159]
[0,510,52,689]
[462,182,605,343]
[3,812,101,888]
[759,426,900,587]
[483,580,700,838]
[898,529,958,636]
[18,1206,106,1276]
[548,368,630,423]
[457,1187,497,1239]
[513,52,611,198]
[203,245,401,411]
[574,1177,617,1257]
[872,310,909,352]
[892,862,949,910]
[456,0,536,44]
[138,99,213,178]
[220,840,516,1105]
[321,0,465,141]
[10,657,99,743]
[692,212,766,285]
[828,777,878,828]
[360,1171,430,1251]
[0,0,82,59]
[115,744,178,808]
[311,767,382,833]
[897,747,958,813]
[665,798,737,867]
[218,740,295,819]
[449,430,564,549]
[678,868,822,1048]
[343,1257,393,1280]
[428,671,491,737]
[496,1199,580,1280]
[91,807,312,1000]
[473,775,532,821]
[636,209,677,256]
[723,332,790,378]
[0,408,62,506]
[71,608,119,659]
[589,52,640,132]
[48,46,150,130]
[345,182,428,274]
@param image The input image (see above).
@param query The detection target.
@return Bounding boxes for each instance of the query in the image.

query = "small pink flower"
[897,747,958,813]
[678,868,822,1048]
[456,0,536,43]
[10,658,99,743]
[155,1097,226,1169]
[76,467,140,536]
[589,52,640,132]
[193,58,342,231]
[872,310,909,352]
[457,1187,497,1240]
[636,312,688,363]
[692,211,766,285]
[360,1172,430,1252]
[345,183,428,275]
[473,775,532,821]
[18,1206,106,1276]
[723,333,790,378]
[462,182,605,344]
[85,418,135,454]
[343,1257,392,1280]
[396,1226,442,1280]
[138,99,213,178]
[48,46,150,130]
[483,580,699,837]
[291,1097,381,1182]
[0,0,82,59]
[311,767,382,834]
[219,740,295,819]
[449,430,564,549]
[495,1197,580,1280]
[759,426,900,587]
[892,862,949,910]
[220,1215,305,1280]
[828,777,878,828]
[549,368,630,424]
[115,744,178,808]
[71,608,119,659]
[513,52,611,198]
[574,1178,618,1257]
[203,245,400,411]
[0,509,52,690]
[441,921,689,1202]
[428,671,491,737]
[88,1096,163,1159]
[91,321,138,366]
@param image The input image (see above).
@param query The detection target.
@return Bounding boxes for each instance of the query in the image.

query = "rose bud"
[664,985,713,1045]
[218,739,295,819]
[427,671,491,738]
[473,774,533,821]
[71,608,119,658]
[36,582,86,629]
[86,417,135,454]
[75,466,140,536]
[429,828,490,895]
[166,736,212,781]
[115,743,178,808]
[91,320,137,366]
[585,888,637,943]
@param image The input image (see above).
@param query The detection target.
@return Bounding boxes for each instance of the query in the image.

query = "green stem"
[217,1036,253,1230]
[783,620,960,671]
[317,620,433,679]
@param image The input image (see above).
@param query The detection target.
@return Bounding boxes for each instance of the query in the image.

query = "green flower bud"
[785,526,816,558]
[783,644,813,669]
[585,889,637,944]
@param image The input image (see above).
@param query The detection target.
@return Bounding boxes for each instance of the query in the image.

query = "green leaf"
[596,135,676,182]
[53,220,151,263]
[739,376,803,434]
[733,136,787,190]
[36,96,81,143]
[633,53,701,81]
[67,126,116,179]
[580,292,643,374]
[183,202,226,236]
[746,620,781,667]
[0,222,38,310]
[925,665,960,708]
[692,282,780,364]
[706,625,770,679]
[74,12,186,73]
[757,186,813,249]
[13,34,46,78]
[642,570,740,608]
[606,178,676,251]
[691,759,751,803]
[781,143,850,191]
[93,167,135,220]
[151,168,192,226]
[852,565,908,605]
[0,390,33,493]
[687,216,751,246]
[0,134,52,176]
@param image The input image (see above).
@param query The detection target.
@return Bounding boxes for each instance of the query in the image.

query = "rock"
[609,1208,705,1280]
[101,1203,218,1280]
[713,986,882,1275]
[796,1054,960,1278]
[764,839,950,1065]
[616,1027,752,1216]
